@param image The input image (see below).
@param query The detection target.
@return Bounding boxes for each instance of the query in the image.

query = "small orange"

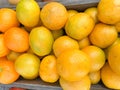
[4,27,29,52]
[0,58,20,84]
[39,55,59,83]
[89,23,118,48]
[53,35,79,57]
[59,75,91,90]
[0,34,10,57]
[57,49,91,82]
[101,62,120,89]
[82,45,106,72]
[40,2,68,30]
[0,8,20,32]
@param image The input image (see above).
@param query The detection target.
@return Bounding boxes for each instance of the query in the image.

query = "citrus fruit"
[115,22,120,32]
[8,0,21,5]
[40,2,68,30]
[59,75,91,90]
[0,34,10,57]
[57,49,91,82]
[39,55,59,83]
[51,29,64,40]
[82,45,106,72]
[65,13,95,40]
[0,8,20,32]
[4,27,29,52]
[67,9,78,19]
[15,53,40,79]
[78,37,91,49]
[84,7,98,23]
[108,43,120,76]
[89,23,118,48]
[29,26,54,56]
[7,51,22,62]
[16,0,40,27]
[53,35,79,57]
[97,0,120,24]
[101,62,120,89]
[89,70,100,84]
[104,37,120,58]
[0,58,20,84]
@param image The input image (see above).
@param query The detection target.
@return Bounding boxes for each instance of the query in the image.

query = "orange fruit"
[59,75,91,90]
[101,62,120,89]
[97,0,120,24]
[40,2,68,30]
[57,49,91,82]
[89,70,100,84]
[67,10,78,20]
[65,13,95,40]
[0,8,20,32]
[82,45,106,72]
[15,53,40,79]
[53,35,79,57]
[108,43,120,76]
[29,26,54,56]
[16,0,40,27]
[78,37,91,49]
[0,58,20,84]
[39,55,59,83]
[89,23,118,48]
[0,34,10,57]
[84,7,98,23]
[4,27,29,52]
[115,22,120,32]
[51,29,64,40]
[7,51,22,62]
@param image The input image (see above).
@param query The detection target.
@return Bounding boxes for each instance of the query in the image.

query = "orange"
[16,0,40,27]
[97,0,120,24]
[65,13,95,40]
[0,8,20,32]
[78,37,91,49]
[57,49,91,82]
[108,43,120,76]
[51,29,64,40]
[40,2,68,30]
[89,70,100,84]
[7,51,22,62]
[67,10,78,20]
[29,26,54,56]
[0,34,10,57]
[15,53,40,79]
[115,22,120,32]
[84,7,98,23]
[39,55,59,83]
[101,62,120,89]
[4,27,29,52]
[53,35,79,57]
[89,23,118,48]
[59,75,91,90]
[82,45,106,72]
[0,58,20,84]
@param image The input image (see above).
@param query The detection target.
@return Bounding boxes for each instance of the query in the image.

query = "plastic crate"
[0,0,110,90]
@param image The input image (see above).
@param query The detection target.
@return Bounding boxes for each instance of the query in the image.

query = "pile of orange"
[0,0,120,90]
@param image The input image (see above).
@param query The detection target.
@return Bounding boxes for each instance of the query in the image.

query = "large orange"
[53,35,79,57]
[65,13,95,40]
[40,2,68,30]
[101,62,120,89]
[57,49,91,82]
[4,27,29,52]
[0,8,20,32]
[89,23,118,48]
[0,58,20,84]
[0,34,10,57]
